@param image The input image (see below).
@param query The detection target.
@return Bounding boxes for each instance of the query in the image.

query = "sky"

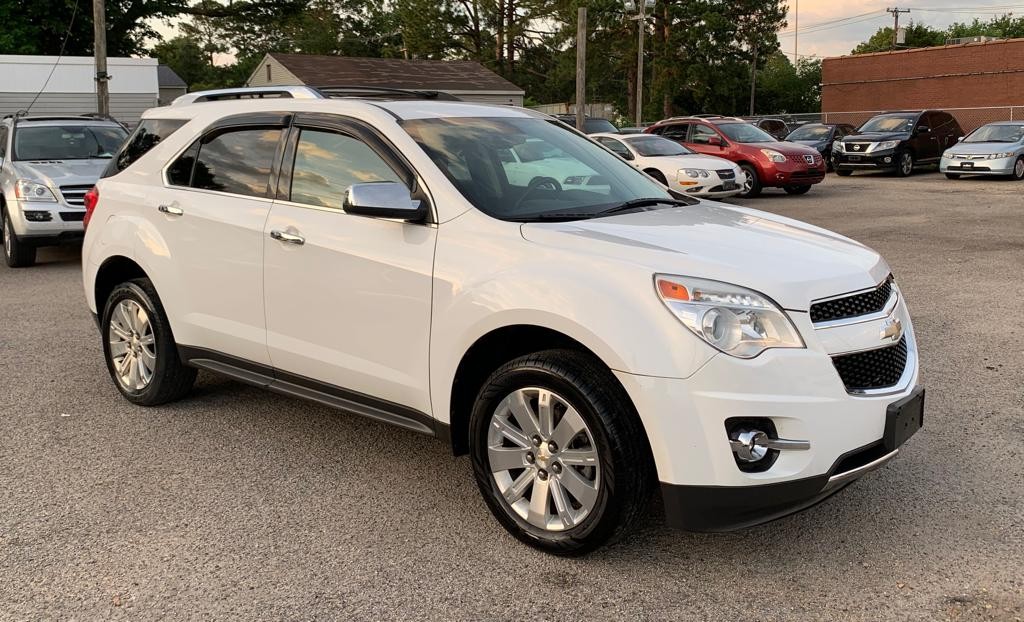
[781,0,1024,60]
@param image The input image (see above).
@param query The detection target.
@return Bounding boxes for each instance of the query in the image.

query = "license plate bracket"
[722,181,738,190]
[848,155,862,162]
[884,387,924,451]
[962,161,974,168]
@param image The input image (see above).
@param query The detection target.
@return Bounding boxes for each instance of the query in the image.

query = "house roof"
[157,64,187,88]
[266,53,524,94]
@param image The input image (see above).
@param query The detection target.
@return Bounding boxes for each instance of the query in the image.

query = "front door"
[262,115,437,417]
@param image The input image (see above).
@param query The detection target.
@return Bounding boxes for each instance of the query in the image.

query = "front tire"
[835,169,853,177]
[2,209,37,268]
[645,169,668,186]
[895,151,914,177]
[738,164,762,197]
[101,278,196,406]
[470,349,653,556]
[1013,157,1024,180]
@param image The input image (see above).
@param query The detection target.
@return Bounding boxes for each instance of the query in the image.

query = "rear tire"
[835,169,853,177]
[945,173,961,180]
[470,349,653,556]
[101,278,196,406]
[738,164,761,197]
[2,209,37,268]
[783,185,812,195]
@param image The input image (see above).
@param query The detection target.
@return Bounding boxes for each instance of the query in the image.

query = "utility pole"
[886,7,910,50]
[749,45,758,116]
[794,0,798,62]
[575,8,586,131]
[93,0,109,116]
[624,0,655,127]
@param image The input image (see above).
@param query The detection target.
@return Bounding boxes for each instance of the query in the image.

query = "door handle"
[270,230,305,245]
[158,204,184,216]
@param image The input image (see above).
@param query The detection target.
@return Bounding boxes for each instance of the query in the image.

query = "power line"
[778,10,886,35]
[27,0,81,113]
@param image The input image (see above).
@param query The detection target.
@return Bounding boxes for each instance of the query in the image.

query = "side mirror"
[343,182,426,221]
[957,136,965,142]
[621,151,635,161]
[708,136,723,147]
[916,125,931,134]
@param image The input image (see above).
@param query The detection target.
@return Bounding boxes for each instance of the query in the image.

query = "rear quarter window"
[103,118,187,178]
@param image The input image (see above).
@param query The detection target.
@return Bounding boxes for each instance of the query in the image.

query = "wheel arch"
[446,324,651,458]
[94,255,150,314]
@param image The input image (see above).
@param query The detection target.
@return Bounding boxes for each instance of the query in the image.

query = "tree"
[852,22,947,54]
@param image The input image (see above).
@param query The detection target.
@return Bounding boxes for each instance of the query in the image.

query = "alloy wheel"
[742,172,754,195]
[487,387,601,531]
[108,299,157,391]
[1015,158,1024,179]
[901,153,913,176]
[3,215,11,258]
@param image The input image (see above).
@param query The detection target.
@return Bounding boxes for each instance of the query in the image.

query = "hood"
[791,139,828,150]
[744,141,820,156]
[945,141,1023,154]
[842,132,909,143]
[520,203,889,310]
[11,159,109,187]
[647,154,739,171]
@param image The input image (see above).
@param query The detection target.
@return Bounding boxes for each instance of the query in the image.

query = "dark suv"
[835,110,964,176]
[554,114,620,135]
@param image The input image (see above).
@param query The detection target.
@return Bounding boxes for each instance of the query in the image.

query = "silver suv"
[0,114,127,267]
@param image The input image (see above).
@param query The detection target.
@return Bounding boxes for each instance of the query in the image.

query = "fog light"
[730,429,772,462]
[726,420,811,472]
[24,210,52,222]
[883,156,893,164]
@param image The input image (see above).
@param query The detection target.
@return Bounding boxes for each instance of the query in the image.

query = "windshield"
[625,135,692,156]
[859,115,916,134]
[787,125,831,140]
[717,123,776,143]
[403,116,676,221]
[13,124,127,160]
[964,124,1024,143]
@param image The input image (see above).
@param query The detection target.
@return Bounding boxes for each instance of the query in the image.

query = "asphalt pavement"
[1,170,1022,620]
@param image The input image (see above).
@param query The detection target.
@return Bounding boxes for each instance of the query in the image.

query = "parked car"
[553,114,619,135]
[592,132,744,198]
[940,121,1024,180]
[83,86,923,555]
[753,118,790,141]
[785,123,858,170]
[0,114,127,267]
[834,110,964,177]
[646,116,826,197]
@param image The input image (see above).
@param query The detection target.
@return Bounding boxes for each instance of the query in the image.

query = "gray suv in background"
[0,115,127,267]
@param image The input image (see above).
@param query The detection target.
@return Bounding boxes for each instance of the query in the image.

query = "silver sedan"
[940,121,1024,180]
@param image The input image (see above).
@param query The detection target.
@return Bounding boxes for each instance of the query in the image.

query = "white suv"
[82,87,924,555]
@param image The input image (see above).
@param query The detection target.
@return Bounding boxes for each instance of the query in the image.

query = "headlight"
[759,149,786,163]
[678,169,710,179]
[654,275,804,358]
[15,179,57,202]
[834,142,845,153]
[991,152,1015,159]
[870,140,900,152]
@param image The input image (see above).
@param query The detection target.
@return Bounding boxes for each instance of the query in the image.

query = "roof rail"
[170,86,325,106]
[315,85,461,101]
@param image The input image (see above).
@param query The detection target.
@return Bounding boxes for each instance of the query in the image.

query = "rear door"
[262,113,436,419]
[147,113,288,365]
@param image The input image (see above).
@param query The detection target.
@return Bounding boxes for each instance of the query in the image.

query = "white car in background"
[591,133,745,198]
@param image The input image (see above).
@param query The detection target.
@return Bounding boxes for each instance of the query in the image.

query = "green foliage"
[852,14,1024,55]
[755,53,820,114]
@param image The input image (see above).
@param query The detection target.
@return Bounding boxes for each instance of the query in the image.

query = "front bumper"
[675,171,743,198]
[7,199,86,242]
[758,160,826,187]
[940,155,1016,175]
[614,299,922,531]
[834,149,898,170]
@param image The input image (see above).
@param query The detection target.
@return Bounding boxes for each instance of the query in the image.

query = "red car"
[645,116,826,197]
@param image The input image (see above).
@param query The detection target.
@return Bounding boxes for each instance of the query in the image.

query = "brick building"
[821,38,1024,131]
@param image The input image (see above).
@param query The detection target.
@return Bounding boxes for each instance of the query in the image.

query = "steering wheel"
[512,176,563,211]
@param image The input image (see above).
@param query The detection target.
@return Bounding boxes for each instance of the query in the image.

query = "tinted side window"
[105,119,187,178]
[289,129,401,209]
[167,141,199,186]
[597,137,630,158]
[691,124,718,144]
[660,124,689,140]
[191,128,282,197]
[0,126,7,159]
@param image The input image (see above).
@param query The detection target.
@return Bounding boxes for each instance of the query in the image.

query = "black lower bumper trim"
[21,232,85,247]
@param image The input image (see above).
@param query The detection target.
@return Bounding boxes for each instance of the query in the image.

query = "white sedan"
[591,133,745,198]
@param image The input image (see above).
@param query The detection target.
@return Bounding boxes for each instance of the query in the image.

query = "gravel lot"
[1,170,1022,621]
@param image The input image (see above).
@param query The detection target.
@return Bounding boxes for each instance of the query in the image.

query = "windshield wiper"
[594,197,691,216]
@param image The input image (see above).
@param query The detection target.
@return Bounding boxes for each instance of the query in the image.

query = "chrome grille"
[716,169,735,180]
[59,185,92,207]
[810,276,894,324]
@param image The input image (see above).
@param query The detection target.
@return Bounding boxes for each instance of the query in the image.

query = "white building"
[0,55,159,125]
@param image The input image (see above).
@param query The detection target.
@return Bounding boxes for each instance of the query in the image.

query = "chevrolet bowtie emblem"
[880,317,903,342]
